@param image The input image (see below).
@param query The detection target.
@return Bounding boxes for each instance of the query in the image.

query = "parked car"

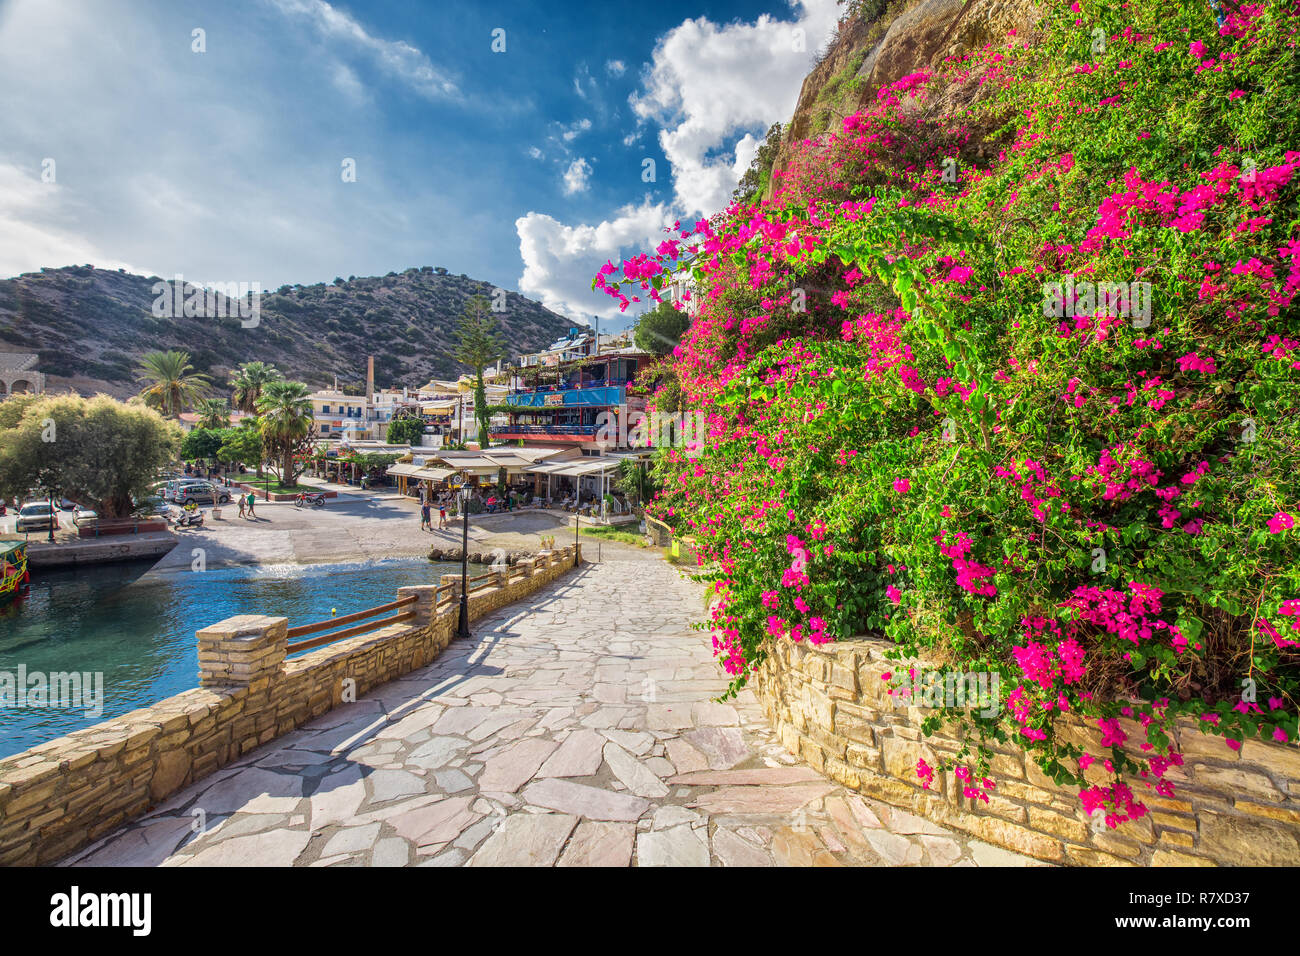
[58,497,79,511]
[164,480,209,501]
[15,502,58,533]
[132,495,169,517]
[72,506,98,527]
[173,484,231,506]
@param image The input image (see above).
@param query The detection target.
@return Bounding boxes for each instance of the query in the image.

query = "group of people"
[418,486,450,532]
[236,492,258,519]
[416,484,531,532]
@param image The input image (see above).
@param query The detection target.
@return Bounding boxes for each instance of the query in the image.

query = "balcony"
[505,384,627,409]
[489,423,601,439]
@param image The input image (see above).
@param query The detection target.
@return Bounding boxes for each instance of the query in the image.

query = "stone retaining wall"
[752,635,1300,866]
[0,546,583,866]
[27,532,178,568]
[644,516,699,563]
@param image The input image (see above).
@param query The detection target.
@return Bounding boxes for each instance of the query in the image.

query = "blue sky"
[0,0,838,329]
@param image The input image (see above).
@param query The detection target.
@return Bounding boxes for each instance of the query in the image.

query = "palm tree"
[136,350,210,417]
[256,380,314,484]
[195,398,231,429]
[230,361,283,413]
[451,295,505,448]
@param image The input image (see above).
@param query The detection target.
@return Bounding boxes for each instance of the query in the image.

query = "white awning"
[524,457,621,478]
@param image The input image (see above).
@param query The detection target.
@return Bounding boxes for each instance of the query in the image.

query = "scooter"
[169,505,204,529]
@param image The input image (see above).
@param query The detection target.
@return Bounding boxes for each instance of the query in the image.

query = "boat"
[0,541,30,603]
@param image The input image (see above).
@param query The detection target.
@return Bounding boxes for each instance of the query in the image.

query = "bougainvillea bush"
[596,0,1300,823]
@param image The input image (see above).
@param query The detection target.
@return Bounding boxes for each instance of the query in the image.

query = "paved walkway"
[64,557,1039,867]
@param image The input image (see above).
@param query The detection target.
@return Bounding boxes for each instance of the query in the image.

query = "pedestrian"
[246,491,256,518]
[438,504,448,529]
[421,500,431,531]
[238,495,247,519]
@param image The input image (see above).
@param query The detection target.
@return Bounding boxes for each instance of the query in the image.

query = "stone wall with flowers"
[752,635,1300,866]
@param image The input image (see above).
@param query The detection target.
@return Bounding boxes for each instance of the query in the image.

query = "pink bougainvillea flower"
[1268,512,1294,534]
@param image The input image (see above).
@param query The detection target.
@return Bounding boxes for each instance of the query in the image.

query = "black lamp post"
[574,509,580,567]
[456,475,471,641]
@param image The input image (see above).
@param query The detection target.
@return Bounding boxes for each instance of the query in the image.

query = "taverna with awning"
[385,443,651,517]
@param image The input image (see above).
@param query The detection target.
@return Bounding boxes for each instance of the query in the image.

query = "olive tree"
[0,394,181,517]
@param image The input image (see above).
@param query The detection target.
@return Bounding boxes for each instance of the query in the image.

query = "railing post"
[397,585,438,625]
[197,615,287,688]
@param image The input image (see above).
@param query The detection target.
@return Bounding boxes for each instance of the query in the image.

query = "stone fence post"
[397,584,439,625]
[439,573,462,599]
[197,615,287,688]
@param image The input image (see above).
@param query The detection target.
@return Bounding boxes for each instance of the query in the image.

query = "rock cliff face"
[773,0,1043,181]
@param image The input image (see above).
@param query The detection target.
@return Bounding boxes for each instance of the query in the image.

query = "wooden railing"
[285,594,418,654]
[283,550,572,654]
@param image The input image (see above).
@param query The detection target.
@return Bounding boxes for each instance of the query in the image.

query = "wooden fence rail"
[285,594,418,653]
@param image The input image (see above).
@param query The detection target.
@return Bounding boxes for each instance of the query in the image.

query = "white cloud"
[561,118,593,142]
[516,1,837,324]
[0,163,136,278]
[527,146,544,160]
[331,62,367,103]
[562,158,592,196]
[516,199,675,320]
[267,0,459,99]
[631,0,838,215]
[605,59,626,77]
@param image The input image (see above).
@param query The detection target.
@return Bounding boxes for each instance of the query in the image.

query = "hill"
[0,265,574,396]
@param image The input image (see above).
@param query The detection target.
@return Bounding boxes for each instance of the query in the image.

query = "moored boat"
[0,541,30,603]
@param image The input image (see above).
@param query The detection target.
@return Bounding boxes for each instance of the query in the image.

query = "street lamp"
[574,508,580,567]
[454,473,471,641]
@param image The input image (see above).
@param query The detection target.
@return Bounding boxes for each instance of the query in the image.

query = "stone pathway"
[64,557,1040,867]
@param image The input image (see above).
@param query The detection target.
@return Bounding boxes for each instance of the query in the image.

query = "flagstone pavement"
[65,556,1041,867]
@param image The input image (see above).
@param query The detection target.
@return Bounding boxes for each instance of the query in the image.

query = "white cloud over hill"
[516,0,839,321]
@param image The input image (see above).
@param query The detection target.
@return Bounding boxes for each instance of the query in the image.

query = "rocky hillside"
[0,265,573,397]
[768,0,1042,186]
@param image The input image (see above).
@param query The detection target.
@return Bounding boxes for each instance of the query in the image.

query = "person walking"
[238,494,247,519]
[438,504,448,530]
[246,491,256,519]
[420,500,432,532]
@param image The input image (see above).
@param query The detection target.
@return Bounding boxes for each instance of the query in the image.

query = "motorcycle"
[294,492,326,509]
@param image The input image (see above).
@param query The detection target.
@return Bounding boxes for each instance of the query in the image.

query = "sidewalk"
[294,475,409,501]
[64,555,1039,867]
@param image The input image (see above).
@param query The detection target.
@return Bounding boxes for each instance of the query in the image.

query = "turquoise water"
[0,557,458,759]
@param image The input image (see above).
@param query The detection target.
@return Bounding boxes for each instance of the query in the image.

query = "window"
[322,405,331,413]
